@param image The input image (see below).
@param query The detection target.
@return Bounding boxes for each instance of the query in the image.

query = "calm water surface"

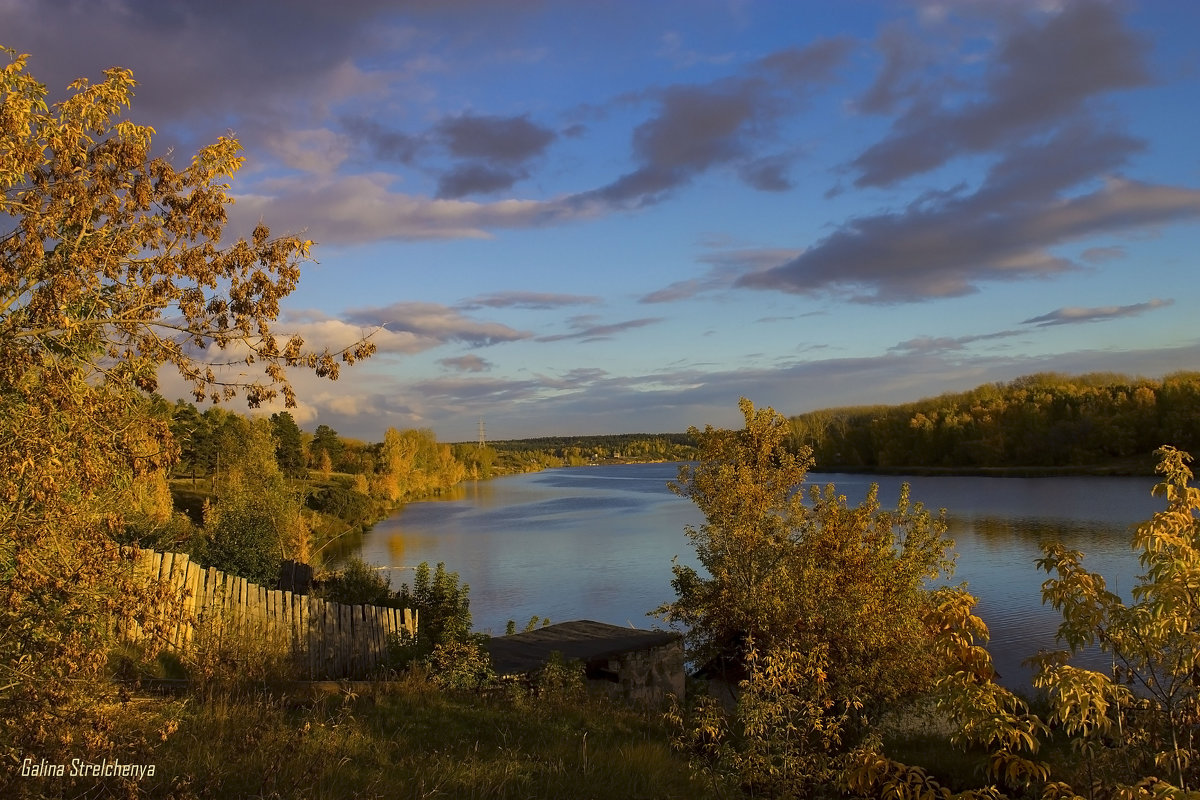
[358,463,1162,687]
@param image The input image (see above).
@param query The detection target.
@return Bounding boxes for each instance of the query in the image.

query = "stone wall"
[585,638,684,705]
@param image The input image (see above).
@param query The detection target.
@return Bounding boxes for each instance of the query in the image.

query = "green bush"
[318,556,394,606]
[198,498,284,586]
[397,562,472,650]
[427,637,495,691]
[306,483,375,527]
[532,651,586,701]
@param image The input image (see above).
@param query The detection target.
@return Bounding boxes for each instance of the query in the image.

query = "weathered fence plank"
[118,548,416,680]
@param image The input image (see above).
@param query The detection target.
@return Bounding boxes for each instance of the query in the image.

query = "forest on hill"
[789,371,1200,472]
[481,432,697,468]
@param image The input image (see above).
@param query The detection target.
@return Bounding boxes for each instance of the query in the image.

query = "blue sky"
[6,1,1200,441]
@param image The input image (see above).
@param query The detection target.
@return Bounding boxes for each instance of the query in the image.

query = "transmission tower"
[478,417,486,448]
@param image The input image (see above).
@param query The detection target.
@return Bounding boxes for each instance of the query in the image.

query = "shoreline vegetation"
[162,407,703,568]
[807,459,1154,477]
[790,371,1198,475]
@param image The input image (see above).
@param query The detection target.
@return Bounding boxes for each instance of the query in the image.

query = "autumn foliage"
[664,400,1200,798]
[846,447,1200,799]
[0,47,371,780]
[659,398,959,795]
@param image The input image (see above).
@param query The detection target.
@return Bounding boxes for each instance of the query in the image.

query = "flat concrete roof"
[483,619,680,676]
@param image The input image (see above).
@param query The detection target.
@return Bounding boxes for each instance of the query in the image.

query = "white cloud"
[266,128,353,177]
[230,173,599,243]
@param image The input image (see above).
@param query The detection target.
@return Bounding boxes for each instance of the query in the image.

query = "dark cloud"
[435,113,556,164]
[632,81,759,172]
[536,316,664,343]
[404,375,544,405]
[569,78,770,207]
[423,113,557,197]
[855,23,927,115]
[458,292,601,310]
[437,164,528,198]
[737,126,1200,303]
[640,247,802,303]
[11,0,852,241]
[342,116,422,164]
[1081,246,1126,264]
[851,3,1152,188]
[2,1,560,185]
[0,0,398,144]
[756,38,854,83]
[1022,299,1174,327]
[972,123,1145,208]
[577,38,850,210]
[575,165,683,208]
[889,329,1023,355]
[438,355,493,372]
[344,301,533,347]
[738,154,793,192]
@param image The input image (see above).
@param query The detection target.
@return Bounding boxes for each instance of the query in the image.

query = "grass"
[29,675,709,799]
[24,647,1108,800]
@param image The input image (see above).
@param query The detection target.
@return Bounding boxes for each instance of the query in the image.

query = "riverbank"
[813,457,1158,478]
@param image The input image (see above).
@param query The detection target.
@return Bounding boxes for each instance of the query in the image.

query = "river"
[358,463,1163,687]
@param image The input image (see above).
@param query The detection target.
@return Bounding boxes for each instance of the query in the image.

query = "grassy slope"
[36,678,711,800]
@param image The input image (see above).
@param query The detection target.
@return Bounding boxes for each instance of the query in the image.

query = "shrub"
[306,483,376,527]
[319,556,394,606]
[397,561,473,650]
[427,637,495,691]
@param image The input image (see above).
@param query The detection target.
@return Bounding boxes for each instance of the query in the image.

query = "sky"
[5,0,1200,442]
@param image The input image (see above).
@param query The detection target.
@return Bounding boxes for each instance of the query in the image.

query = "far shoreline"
[490,457,1160,479]
[806,460,1157,478]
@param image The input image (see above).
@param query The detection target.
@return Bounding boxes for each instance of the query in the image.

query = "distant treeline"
[478,432,697,472]
[789,372,1200,472]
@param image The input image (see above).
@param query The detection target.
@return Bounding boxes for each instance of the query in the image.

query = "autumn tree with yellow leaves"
[0,47,372,774]
[665,403,1200,798]
[844,448,1200,799]
[659,398,958,796]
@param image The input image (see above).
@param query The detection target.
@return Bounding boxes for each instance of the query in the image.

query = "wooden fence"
[120,549,418,680]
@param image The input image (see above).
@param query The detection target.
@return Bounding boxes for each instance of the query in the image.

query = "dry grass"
[15,670,708,799]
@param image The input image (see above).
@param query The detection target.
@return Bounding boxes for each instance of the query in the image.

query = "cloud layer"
[1022,299,1174,327]
[738,128,1200,302]
[6,1,1196,441]
[850,2,1151,188]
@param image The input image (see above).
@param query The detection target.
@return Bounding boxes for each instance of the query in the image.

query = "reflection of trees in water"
[387,533,406,565]
[430,484,470,503]
[319,529,365,567]
[381,529,444,566]
[947,514,1135,549]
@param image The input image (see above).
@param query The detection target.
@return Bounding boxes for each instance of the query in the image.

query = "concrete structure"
[483,620,684,705]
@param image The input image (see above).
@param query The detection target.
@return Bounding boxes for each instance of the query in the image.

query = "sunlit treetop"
[0,48,375,408]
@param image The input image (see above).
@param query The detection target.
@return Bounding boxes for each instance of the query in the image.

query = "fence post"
[119,550,422,683]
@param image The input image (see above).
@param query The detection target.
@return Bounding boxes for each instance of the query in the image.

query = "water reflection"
[316,527,365,566]
[359,464,1161,688]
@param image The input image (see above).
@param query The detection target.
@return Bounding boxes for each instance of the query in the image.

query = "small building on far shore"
[483,620,684,705]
